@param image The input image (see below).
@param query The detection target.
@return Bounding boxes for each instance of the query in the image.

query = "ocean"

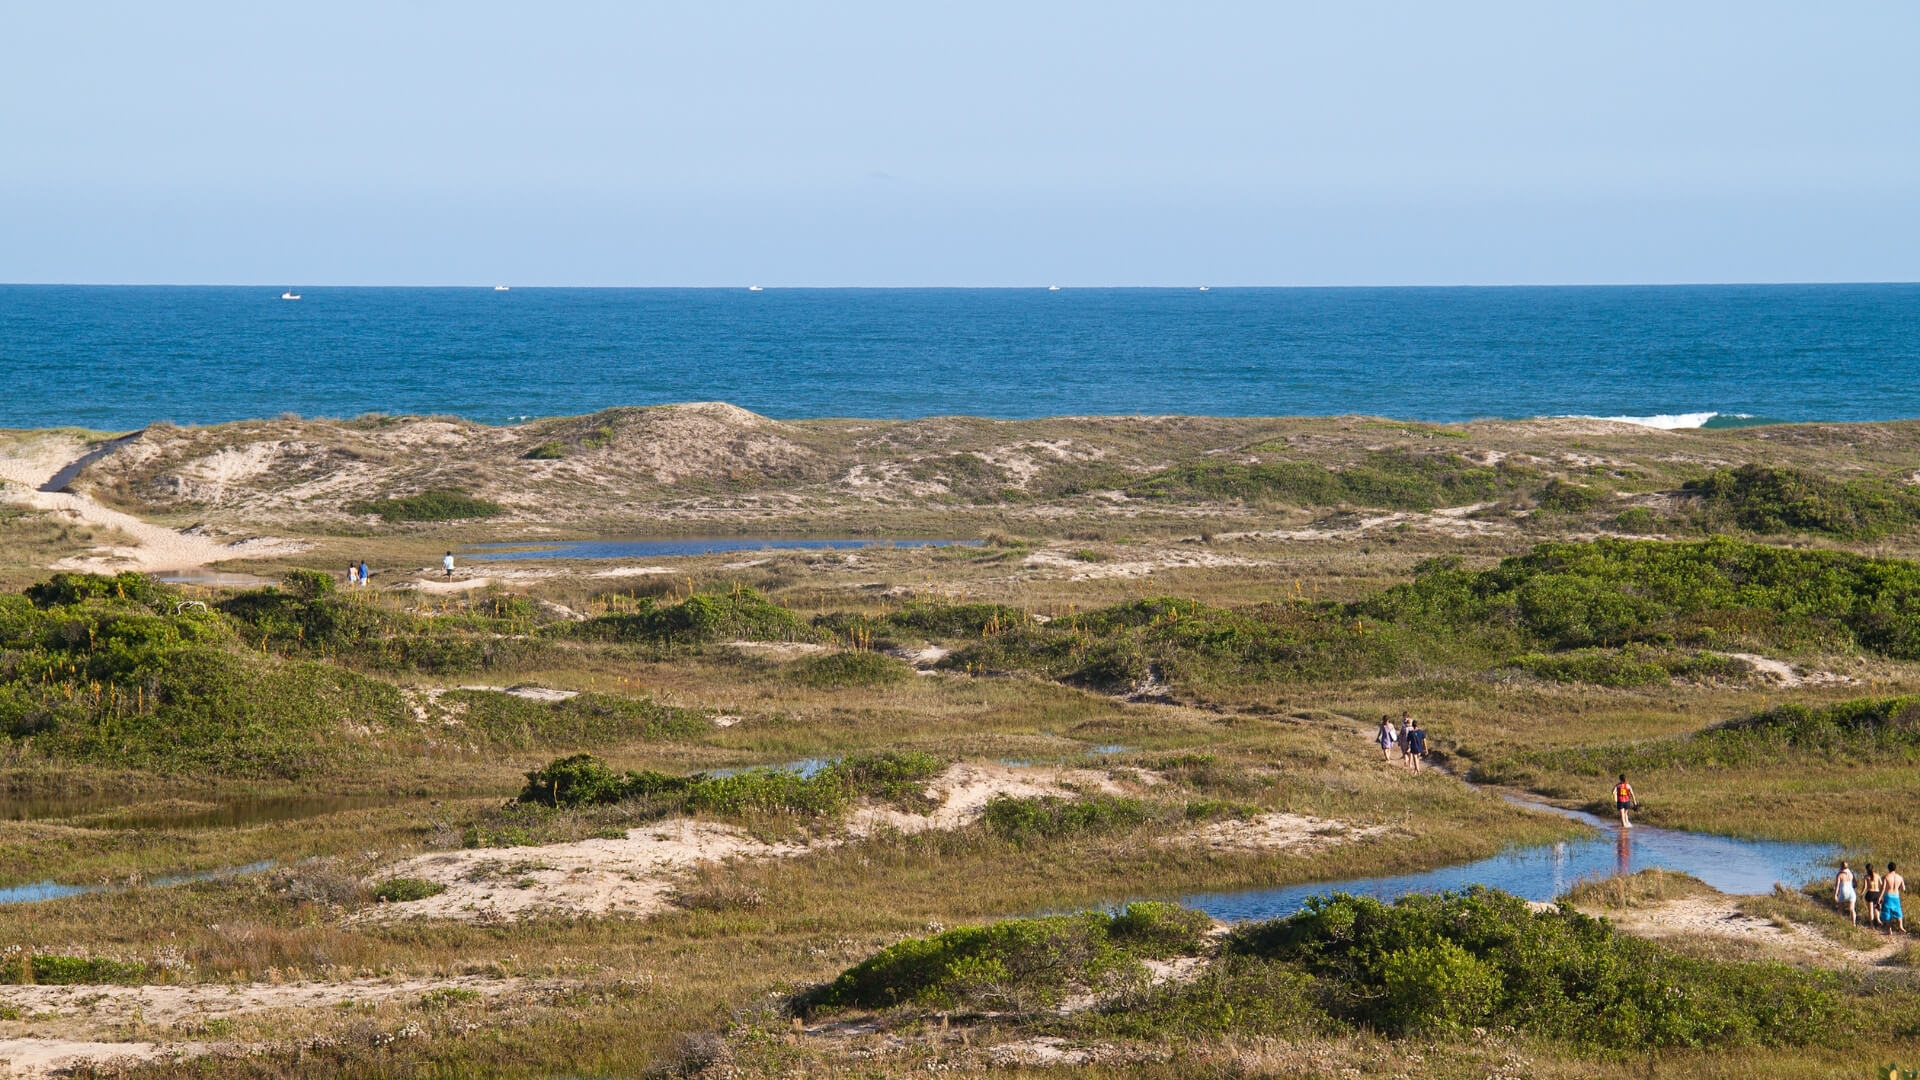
[2,284,1917,430]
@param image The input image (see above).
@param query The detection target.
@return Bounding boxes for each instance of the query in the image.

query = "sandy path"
[1590,894,1904,967]
[1177,812,1386,853]
[0,434,303,572]
[0,1037,185,1078]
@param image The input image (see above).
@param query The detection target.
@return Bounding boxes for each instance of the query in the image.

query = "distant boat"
[494,285,510,292]
[1047,285,1061,291]
[1198,286,1211,292]
[747,285,764,292]
[280,291,301,301]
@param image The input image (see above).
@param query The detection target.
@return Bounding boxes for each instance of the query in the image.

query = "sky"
[2,2,1916,286]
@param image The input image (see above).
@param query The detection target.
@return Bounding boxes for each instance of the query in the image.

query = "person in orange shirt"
[1614,774,1635,829]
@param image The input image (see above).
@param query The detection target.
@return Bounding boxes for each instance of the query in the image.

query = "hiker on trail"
[1406,720,1428,773]
[443,551,455,579]
[1376,715,1397,762]
[1614,774,1635,829]
[359,559,369,586]
[346,562,358,587]
[1398,712,1414,764]
[1865,865,1884,926]
[1883,863,1906,934]
[1835,861,1858,923]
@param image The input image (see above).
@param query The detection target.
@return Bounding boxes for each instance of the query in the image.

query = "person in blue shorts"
[1883,863,1906,934]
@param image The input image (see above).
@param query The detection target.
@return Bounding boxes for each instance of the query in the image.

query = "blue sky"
[2,2,1915,286]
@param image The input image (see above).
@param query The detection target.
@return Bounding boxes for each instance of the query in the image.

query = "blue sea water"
[2,284,1917,429]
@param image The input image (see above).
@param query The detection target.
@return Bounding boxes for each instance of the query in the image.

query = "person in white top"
[442,551,455,578]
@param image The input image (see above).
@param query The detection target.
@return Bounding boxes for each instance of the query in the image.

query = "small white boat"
[1198,286,1210,292]
[747,285,764,292]
[280,291,301,301]
[494,285,510,292]
[1047,284,1061,291]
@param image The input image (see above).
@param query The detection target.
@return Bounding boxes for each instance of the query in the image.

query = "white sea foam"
[1558,412,1739,430]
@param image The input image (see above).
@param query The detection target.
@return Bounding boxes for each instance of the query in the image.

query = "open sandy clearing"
[367,763,1375,923]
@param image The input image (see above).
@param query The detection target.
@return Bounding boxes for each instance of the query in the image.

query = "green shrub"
[24,571,175,611]
[522,442,566,460]
[1508,646,1751,687]
[808,906,1210,1013]
[281,568,336,599]
[1682,464,1920,538]
[1106,900,1214,959]
[1535,478,1601,512]
[1227,888,1846,1048]
[982,794,1157,843]
[565,588,820,646]
[515,750,945,818]
[3,953,150,985]
[349,488,502,522]
[789,650,912,689]
[372,877,448,902]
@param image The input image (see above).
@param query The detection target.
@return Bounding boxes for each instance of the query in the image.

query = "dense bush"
[2,953,152,985]
[788,650,912,689]
[982,794,1157,843]
[371,877,447,902]
[348,488,503,522]
[516,750,946,819]
[805,903,1207,1013]
[1224,888,1845,1048]
[565,587,820,646]
[1682,464,1920,538]
[1509,646,1753,687]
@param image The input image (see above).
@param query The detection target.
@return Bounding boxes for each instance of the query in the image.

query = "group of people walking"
[1835,861,1907,932]
[345,559,371,587]
[1375,712,1429,772]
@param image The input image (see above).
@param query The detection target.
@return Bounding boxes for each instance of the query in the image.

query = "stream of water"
[1181,798,1838,922]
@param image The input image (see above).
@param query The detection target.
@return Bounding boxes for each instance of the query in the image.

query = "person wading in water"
[1614,774,1635,829]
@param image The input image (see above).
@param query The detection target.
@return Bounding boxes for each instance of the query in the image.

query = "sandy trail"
[0,434,303,572]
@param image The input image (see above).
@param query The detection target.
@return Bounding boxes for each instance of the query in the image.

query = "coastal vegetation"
[15,411,1920,1075]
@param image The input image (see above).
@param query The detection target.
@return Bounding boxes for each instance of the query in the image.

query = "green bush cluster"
[788,650,912,689]
[804,902,1210,1012]
[567,587,820,646]
[1682,464,1920,538]
[982,794,1157,843]
[1509,646,1753,687]
[1222,889,1844,1047]
[2,953,151,985]
[371,877,447,903]
[516,750,946,819]
[348,488,503,522]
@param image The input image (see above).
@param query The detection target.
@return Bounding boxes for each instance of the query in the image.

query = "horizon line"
[5,280,1920,290]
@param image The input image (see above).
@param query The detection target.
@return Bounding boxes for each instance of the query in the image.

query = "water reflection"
[1182,798,1837,923]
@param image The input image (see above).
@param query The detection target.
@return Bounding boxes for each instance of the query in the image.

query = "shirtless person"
[1883,863,1906,934]
[1614,774,1635,829]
